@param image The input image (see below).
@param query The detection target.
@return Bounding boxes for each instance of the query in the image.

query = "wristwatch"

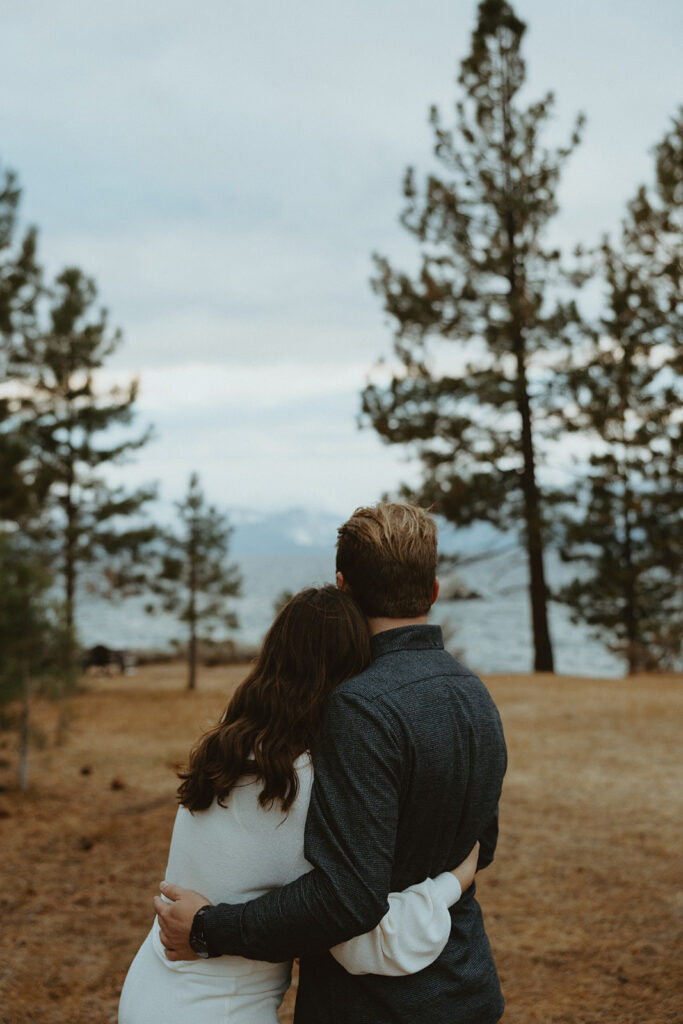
[189,904,213,959]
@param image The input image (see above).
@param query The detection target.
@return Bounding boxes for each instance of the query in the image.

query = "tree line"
[0,182,241,783]
[363,0,681,676]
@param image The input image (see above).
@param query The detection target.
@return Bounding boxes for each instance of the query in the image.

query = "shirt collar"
[370,624,444,659]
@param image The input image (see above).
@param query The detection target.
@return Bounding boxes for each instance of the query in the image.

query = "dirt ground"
[0,663,681,1024]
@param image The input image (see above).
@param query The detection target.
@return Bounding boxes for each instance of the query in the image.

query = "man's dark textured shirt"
[203,624,508,1024]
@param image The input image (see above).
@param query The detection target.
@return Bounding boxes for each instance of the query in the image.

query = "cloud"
[102,361,422,512]
[4,0,682,511]
[98,360,374,409]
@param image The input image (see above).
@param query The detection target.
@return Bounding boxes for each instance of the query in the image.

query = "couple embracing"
[119,502,507,1024]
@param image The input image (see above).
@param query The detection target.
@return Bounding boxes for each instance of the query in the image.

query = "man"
[156,502,507,1023]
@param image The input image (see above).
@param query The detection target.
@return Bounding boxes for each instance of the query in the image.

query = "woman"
[119,586,479,1024]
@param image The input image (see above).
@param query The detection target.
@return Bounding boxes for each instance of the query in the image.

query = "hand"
[153,881,212,961]
[451,841,480,893]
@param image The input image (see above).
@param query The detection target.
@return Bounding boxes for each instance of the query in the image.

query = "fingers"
[159,881,181,901]
[154,897,176,954]
[157,914,190,960]
[153,895,168,917]
[154,899,177,948]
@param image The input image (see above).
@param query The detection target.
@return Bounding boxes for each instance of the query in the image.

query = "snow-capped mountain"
[228,507,342,556]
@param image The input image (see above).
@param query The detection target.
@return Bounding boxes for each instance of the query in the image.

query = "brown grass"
[0,663,681,1024]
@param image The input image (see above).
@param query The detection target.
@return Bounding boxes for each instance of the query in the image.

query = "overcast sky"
[3,0,681,514]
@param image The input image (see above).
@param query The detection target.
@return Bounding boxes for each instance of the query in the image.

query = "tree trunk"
[63,502,79,683]
[500,62,555,673]
[65,553,75,633]
[504,215,555,672]
[514,346,555,672]
[64,472,76,637]
[187,532,198,691]
[19,664,30,791]
[188,622,197,691]
[618,363,639,675]
[622,483,639,674]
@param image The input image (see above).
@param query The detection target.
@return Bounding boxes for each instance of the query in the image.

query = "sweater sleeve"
[330,872,462,976]
[478,808,499,870]
[201,690,403,962]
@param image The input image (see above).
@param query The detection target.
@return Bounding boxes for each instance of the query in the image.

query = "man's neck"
[366,615,429,637]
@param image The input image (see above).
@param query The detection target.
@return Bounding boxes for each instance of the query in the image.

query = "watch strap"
[189,904,213,958]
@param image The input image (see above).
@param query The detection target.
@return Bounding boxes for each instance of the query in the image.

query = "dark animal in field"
[81,644,131,675]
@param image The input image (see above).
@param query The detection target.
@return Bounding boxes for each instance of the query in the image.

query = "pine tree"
[0,165,43,524]
[0,533,72,790]
[559,113,683,672]
[149,474,241,690]
[10,266,158,634]
[362,0,589,671]
[624,106,682,347]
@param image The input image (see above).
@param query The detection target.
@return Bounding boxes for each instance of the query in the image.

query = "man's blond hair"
[336,502,438,618]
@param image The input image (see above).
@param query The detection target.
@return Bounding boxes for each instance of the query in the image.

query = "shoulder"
[316,681,402,760]
[333,645,479,704]
[329,649,501,740]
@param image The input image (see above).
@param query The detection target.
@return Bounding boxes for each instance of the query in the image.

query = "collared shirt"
[203,624,508,1024]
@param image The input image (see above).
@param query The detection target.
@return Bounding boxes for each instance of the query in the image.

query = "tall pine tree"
[149,473,241,691]
[362,0,589,671]
[559,112,683,672]
[10,266,158,633]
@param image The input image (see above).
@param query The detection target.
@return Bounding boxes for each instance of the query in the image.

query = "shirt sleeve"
[477,808,499,870]
[330,871,461,976]
[201,690,404,962]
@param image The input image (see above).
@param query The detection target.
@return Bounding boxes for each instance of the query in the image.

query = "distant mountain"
[227,507,514,560]
[228,507,342,557]
[76,504,628,676]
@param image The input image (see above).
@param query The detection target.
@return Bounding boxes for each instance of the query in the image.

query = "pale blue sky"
[3,0,681,512]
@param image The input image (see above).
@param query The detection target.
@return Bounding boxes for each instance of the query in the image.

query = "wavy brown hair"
[177,585,371,813]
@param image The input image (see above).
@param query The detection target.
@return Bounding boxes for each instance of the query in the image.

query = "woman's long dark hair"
[177,585,371,813]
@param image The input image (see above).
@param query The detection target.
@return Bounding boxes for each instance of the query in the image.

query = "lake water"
[76,547,625,678]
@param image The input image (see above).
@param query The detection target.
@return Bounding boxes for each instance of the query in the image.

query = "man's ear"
[431,578,440,605]
[336,571,351,593]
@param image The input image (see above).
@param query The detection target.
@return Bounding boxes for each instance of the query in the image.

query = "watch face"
[189,906,211,958]
[189,935,210,957]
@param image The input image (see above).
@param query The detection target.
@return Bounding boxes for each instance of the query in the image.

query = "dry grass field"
[0,662,681,1024]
